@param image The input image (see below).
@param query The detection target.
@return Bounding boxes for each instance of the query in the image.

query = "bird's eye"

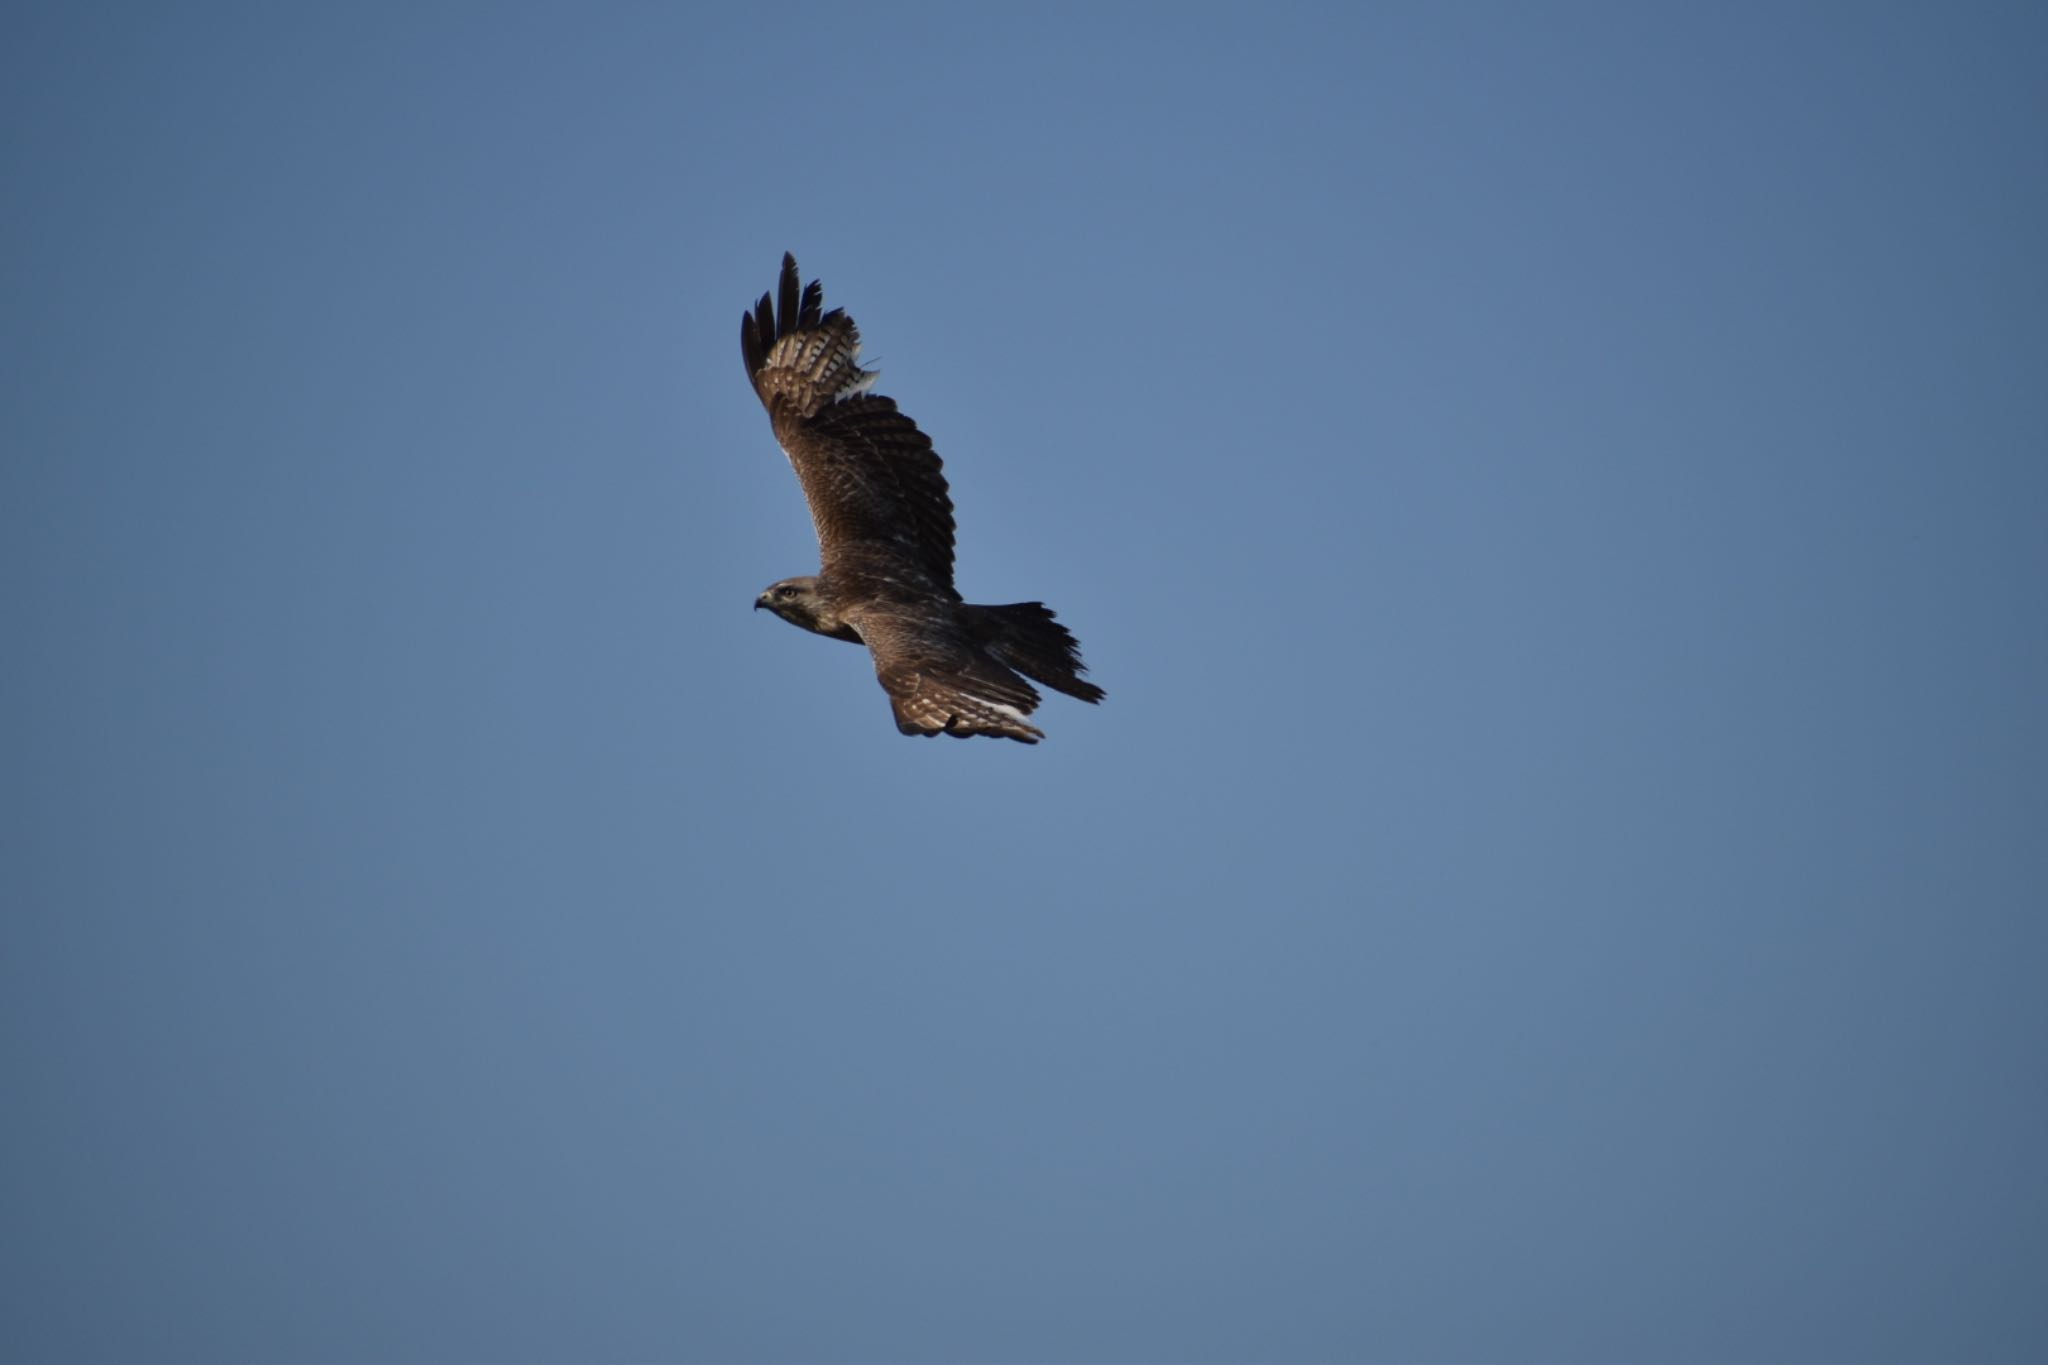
[779,585,798,597]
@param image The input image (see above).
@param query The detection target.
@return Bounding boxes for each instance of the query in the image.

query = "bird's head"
[755,576,847,638]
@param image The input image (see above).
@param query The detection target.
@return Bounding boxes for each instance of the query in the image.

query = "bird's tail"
[741,252,878,418]
[967,602,1105,704]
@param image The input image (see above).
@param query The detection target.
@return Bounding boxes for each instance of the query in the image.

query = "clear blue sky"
[4,3,2045,1362]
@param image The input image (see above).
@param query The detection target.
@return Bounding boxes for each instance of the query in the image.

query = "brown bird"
[741,254,1102,743]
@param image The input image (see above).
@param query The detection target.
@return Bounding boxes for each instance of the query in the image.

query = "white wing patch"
[835,368,880,401]
[761,321,873,418]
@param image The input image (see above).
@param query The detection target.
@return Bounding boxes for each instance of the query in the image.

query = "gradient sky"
[5,4,2045,1362]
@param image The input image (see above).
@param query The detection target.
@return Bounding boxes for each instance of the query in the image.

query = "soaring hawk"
[741,253,1102,744]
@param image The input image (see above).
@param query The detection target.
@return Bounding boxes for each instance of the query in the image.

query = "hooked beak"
[753,594,767,612]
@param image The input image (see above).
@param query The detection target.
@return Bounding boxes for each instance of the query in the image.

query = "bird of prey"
[741,253,1102,744]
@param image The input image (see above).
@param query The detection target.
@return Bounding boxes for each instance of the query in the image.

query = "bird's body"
[741,254,1101,743]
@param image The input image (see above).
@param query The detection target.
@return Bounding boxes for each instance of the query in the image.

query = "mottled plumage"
[741,254,1101,743]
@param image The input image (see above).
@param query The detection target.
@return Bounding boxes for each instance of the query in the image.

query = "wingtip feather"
[776,254,801,338]
[740,309,761,382]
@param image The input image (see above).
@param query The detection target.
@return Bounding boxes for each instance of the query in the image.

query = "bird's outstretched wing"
[741,254,957,594]
[850,608,1047,744]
